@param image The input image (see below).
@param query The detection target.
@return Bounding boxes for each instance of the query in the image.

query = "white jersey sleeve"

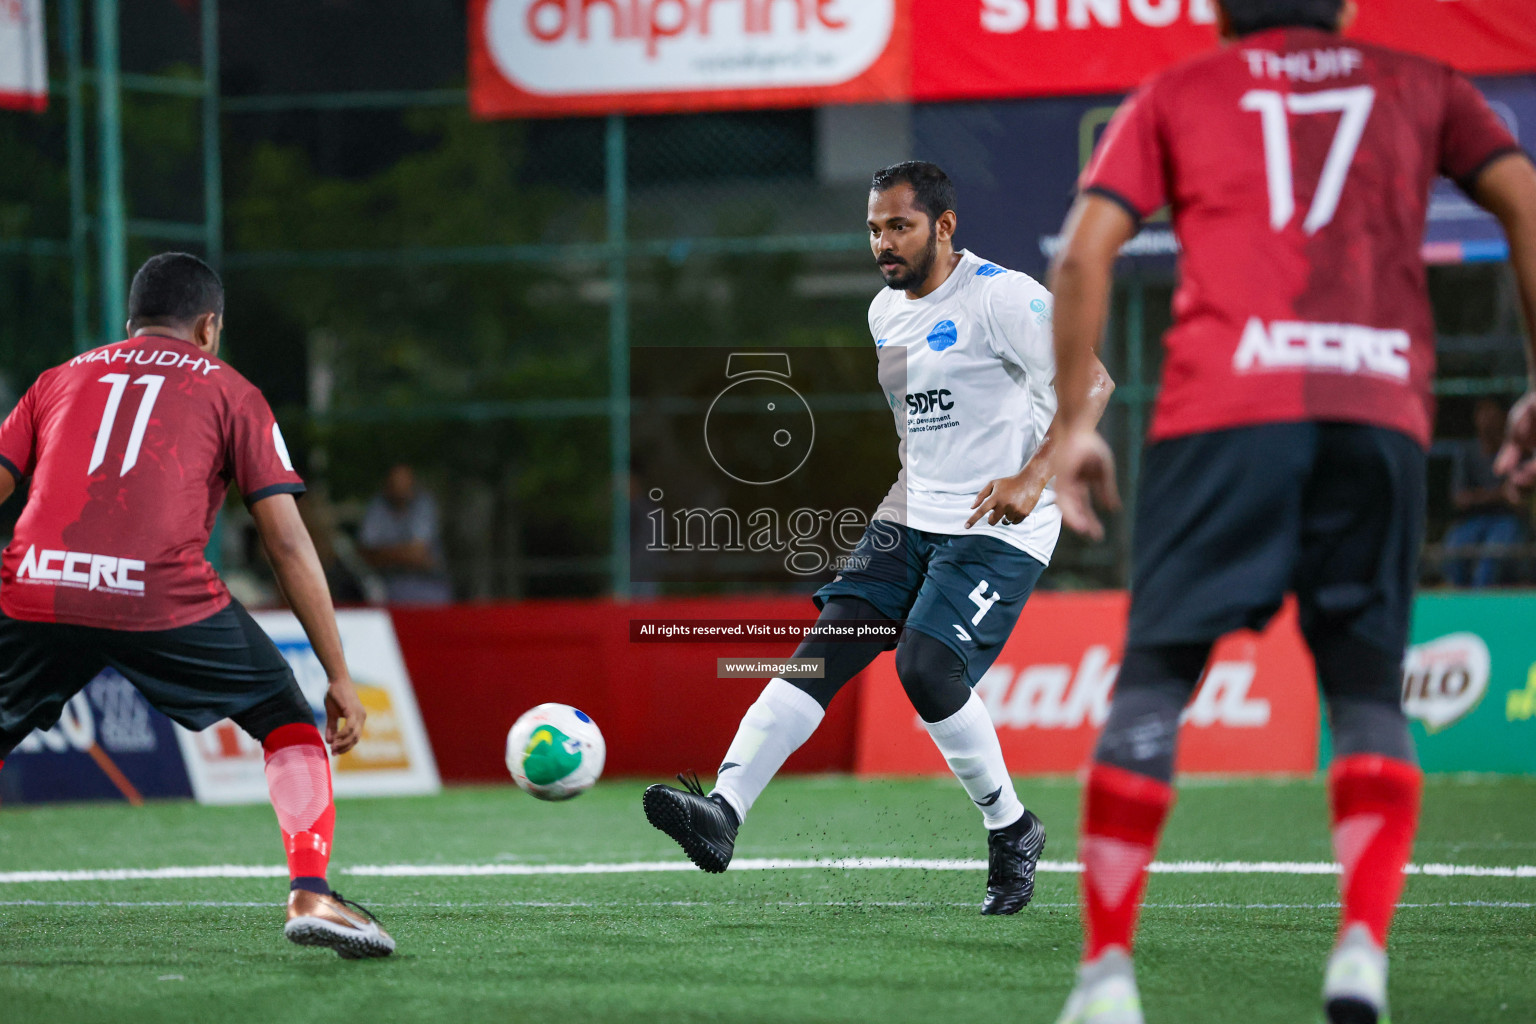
[983,271,1056,387]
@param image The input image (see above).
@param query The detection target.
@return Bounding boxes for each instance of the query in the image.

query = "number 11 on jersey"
[89,374,165,476]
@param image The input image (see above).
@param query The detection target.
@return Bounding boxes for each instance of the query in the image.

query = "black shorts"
[0,600,306,758]
[814,520,1047,686]
[1127,422,1425,655]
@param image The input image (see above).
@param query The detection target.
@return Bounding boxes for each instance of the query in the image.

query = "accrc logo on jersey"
[14,545,145,595]
[1403,632,1490,733]
[971,645,1269,730]
[1232,317,1410,381]
[487,0,896,94]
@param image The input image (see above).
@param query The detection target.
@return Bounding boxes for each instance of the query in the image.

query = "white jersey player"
[870,246,1062,567]
[644,162,1113,916]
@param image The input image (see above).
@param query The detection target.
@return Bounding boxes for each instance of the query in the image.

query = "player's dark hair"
[1219,0,1344,34]
[127,252,224,327]
[870,161,957,226]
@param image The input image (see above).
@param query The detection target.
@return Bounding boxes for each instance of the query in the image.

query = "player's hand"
[324,678,367,756]
[967,464,1050,528]
[1494,390,1536,490]
[1054,429,1120,541]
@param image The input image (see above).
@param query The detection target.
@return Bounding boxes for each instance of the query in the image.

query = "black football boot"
[643,771,740,873]
[981,808,1047,915]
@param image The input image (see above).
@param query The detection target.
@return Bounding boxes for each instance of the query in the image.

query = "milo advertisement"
[1402,593,1536,773]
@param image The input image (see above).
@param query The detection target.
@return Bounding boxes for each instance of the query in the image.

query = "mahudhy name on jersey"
[69,346,222,377]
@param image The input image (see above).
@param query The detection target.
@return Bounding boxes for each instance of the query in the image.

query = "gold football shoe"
[284,889,395,959]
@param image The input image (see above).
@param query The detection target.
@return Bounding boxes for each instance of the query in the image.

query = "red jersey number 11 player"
[0,253,394,958]
[1047,1,1536,1022]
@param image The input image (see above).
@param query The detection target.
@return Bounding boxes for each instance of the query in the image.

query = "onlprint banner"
[469,0,912,117]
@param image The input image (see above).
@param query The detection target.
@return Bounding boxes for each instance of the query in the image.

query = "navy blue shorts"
[0,600,304,756]
[814,520,1046,686]
[1127,422,1425,655]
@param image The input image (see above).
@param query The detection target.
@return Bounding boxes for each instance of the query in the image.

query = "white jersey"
[869,249,1060,564]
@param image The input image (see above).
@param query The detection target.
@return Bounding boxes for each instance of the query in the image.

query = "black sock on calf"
[290,876,331,896]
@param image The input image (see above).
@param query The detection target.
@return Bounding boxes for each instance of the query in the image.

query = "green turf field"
[1,775,1533,1024]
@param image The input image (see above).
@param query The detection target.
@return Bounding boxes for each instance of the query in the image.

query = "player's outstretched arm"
[1048,193,1139,539]
[968,357,1114,529]
[0,466,14,508]
[1476,154,1536,488]
[251,493,367,755]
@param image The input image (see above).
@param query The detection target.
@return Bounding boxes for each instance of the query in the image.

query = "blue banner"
[0,670,193,804]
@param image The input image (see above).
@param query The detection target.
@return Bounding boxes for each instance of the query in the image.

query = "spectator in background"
[1445,398,1527,587]
[357,464,453,605]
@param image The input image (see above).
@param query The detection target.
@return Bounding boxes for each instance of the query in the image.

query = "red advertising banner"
[469,0,912,118]
[911,0,1536,103]
[470,0,1536,118]
[853,592,1319,776]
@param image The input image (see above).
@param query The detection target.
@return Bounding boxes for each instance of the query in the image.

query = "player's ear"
[936,210,957,245]
[195,312,220,354]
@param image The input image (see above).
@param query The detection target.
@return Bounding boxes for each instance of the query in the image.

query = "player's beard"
[879,230,938,291]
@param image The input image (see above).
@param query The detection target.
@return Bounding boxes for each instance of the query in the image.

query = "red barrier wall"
[392,592,1321,783]
[854,594,1318,777]
[390,597,863,782]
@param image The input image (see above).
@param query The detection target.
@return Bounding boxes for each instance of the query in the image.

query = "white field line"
[1,857,1536,884]
[1,899,1533,911]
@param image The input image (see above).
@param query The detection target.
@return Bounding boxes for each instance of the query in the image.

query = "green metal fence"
[2,0,1530,600]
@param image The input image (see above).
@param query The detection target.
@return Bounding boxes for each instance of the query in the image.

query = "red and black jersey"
[1082,27,1523,447]
[0,335,304,630]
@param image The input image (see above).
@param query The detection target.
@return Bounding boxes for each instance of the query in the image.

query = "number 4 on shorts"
[968,580,1000,626]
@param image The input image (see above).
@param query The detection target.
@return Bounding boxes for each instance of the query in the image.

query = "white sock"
[923,692,1025,830]
[710,677,825,824]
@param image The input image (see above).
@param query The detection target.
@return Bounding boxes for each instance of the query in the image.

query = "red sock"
[1330,753,1422,946]
[262,723,335,883]
[1079,762,1175,961]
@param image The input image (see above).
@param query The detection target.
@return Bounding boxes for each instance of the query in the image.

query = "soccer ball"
[505,703,606,801]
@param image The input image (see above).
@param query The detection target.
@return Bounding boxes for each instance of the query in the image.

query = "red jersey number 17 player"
[0,253,395,958]
[1047,1,1536,1022]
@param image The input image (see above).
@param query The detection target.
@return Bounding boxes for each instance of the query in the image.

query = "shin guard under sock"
[262,723,336,888]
